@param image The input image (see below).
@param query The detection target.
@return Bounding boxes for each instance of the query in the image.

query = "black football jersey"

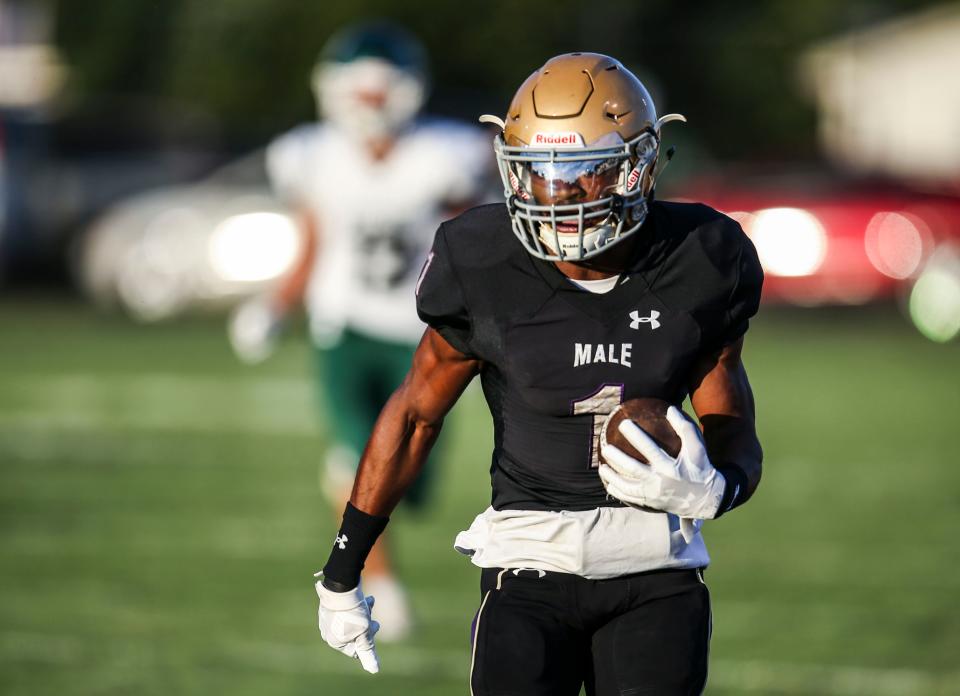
[416,201,763,512]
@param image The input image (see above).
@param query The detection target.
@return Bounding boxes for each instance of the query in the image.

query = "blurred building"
[797,5,960,342]
[801,3,960,187]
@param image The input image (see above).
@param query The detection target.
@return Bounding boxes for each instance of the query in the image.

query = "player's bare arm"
[351,328,481,516]
[313,328,478,674]
[689,336,763,501]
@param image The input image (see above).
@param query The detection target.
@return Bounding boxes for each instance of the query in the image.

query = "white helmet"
[312,22,428,142]
[483,53,685,261]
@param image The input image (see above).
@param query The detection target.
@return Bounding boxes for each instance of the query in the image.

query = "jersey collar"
[526,205,670,324]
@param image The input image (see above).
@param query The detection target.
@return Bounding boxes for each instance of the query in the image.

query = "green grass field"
[1,298,958,695]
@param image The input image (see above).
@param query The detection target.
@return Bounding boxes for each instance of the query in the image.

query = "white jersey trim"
[454,505,710,579]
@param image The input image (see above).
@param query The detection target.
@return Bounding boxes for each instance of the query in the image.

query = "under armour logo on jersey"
[334,534,349,550]
[629,310,661,330]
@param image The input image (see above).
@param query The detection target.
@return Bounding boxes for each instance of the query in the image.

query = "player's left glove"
[599,405,726,522]
[227,297,285,365]
[313,576,381,674]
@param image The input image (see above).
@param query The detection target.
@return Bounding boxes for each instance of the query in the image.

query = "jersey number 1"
[571,384,624,469]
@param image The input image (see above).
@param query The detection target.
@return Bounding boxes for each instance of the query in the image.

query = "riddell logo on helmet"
[532,132,584,148]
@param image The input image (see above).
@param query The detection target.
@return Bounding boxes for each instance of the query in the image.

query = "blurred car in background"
[79,157,960,343]
[76,150,300,321]
[681,173,960,342]
[0,99,222,286]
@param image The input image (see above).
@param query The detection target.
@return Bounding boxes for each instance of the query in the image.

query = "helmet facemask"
[494,129,660,262]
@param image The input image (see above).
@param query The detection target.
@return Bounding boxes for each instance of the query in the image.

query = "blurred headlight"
[209,212,300,283]
[865,212,927,280]
[909,247,960,343]
[747,207,828,277]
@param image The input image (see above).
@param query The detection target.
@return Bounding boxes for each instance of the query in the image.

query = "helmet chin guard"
[483,52,684,262]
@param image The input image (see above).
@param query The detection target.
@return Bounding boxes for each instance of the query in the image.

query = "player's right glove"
[599,406,726,521]
[314,576,381,674]
[227,297,285,364]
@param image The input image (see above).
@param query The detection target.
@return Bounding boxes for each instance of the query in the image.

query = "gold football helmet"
[481,53,685,261]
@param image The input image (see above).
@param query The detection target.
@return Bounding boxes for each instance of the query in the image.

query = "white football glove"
[227,297,284,364]
[313,576,381,674]
[599,406,726,525]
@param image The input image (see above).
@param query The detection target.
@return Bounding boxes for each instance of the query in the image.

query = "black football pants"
[469,566,711,696]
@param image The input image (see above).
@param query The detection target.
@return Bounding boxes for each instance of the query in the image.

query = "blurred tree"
[54,0,183,97]
[52,0,943,159]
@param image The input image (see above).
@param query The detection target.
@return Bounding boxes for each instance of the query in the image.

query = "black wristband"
[321,502,389,589]
[714,465,750,518]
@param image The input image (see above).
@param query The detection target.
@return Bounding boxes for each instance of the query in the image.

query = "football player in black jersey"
[313,53,764,695]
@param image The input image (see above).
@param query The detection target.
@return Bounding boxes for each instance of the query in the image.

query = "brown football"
[600,397,682,465]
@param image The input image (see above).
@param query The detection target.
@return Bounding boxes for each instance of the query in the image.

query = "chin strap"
[650,112,685,190]
[652,145,678,189]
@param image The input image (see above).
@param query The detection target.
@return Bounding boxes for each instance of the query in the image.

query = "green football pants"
[313,329,437,508]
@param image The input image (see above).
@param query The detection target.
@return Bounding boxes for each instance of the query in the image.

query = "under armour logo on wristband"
[629,310,661,330]
[335,534,349,550]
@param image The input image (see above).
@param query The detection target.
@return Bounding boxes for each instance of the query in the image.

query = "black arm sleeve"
[415,224,476,357]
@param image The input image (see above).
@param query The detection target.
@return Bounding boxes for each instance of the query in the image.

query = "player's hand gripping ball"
[599,398,723,542]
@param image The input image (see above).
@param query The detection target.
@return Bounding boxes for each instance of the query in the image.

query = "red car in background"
[673,175,960,341]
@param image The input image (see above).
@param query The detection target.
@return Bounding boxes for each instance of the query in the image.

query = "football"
[600,397,682,464]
